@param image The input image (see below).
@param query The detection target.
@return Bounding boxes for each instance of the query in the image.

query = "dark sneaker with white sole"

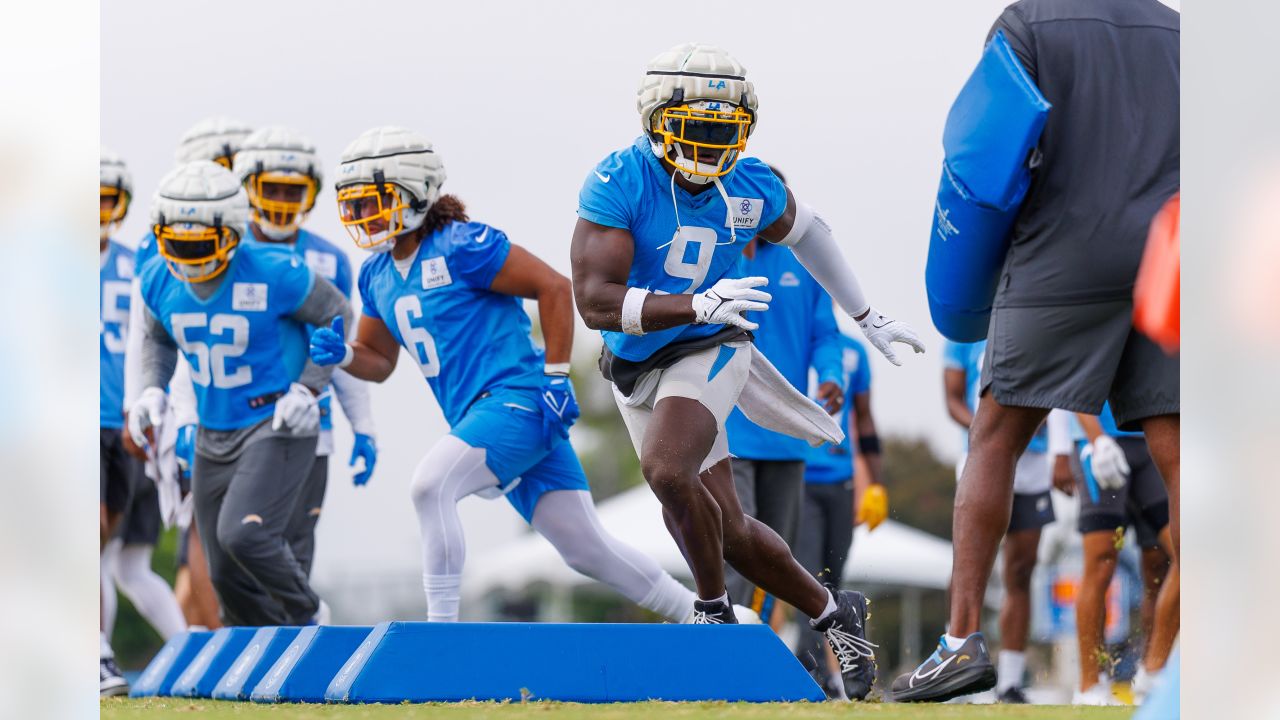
[892,633,996,702]
[100,657,129,697]
[689,598,738,624]
[811,588,878,700]
[998,686,1030,704]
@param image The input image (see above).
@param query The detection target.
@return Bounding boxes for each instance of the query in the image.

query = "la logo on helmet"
[707,79,727,89]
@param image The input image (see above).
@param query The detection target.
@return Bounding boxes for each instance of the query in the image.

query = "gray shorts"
[1076,436,1169,549]
[981,299,1179,431]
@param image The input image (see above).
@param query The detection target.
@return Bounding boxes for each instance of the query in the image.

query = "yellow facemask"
[336,182,413,249]
[654,102,753,178]
[154,222,240,283]
[100,185,130,229]
[246,171,319,236]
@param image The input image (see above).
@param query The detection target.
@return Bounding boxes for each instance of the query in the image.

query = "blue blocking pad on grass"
[129,630,212,697]
[325,621,825,704]
[211,626,302,701]
[169,626,256,698]
[250,626,373,703]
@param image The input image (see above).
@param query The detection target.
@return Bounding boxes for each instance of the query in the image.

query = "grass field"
[103,698,1135,719]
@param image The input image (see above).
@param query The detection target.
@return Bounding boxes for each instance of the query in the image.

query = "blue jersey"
[135,230,158,274]
[247,227,354,432]
[357,220,542,427]
[805,334,872,483]
[140,242,316,431]
[942,340,1048,453]
[100,240,135,428]
[578,137,789,362]
[726,243,843,460]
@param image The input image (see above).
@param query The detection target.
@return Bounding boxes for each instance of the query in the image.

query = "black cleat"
[892,633,996,703]
[100,657,129,698]
[811,588,878,700]
[998,686,1030,704]
[689,598,738,624]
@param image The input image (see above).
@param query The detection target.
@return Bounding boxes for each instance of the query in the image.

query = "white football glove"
[692,276,771,331]
[127,386,168,449]
[271,383,320,435]
[856,307,926,366]
[1081,434,1131,490]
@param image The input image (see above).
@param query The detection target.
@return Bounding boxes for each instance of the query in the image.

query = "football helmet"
[637,43,758,184]
[150,161,249,283]
[175,116,253,169]
[234,126,323,240]
[334,126,446,251]
[100,147,132,240]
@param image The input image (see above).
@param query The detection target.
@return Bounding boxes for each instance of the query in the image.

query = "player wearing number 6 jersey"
[129,160,352,626]
[570,43,925,699]
[310,126,754,625]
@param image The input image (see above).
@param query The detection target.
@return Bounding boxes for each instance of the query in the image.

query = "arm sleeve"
[331,369,376,436]
[786,210,870,318]
[450,224,512,289]
[168,357,198,427]
[139,305,179,391]
[576,163,632,229]
[290,276,352,390]
[987,5,1037,82]
[809,293,844,386]
[1046,409,1074,456]
[123,278,147,411]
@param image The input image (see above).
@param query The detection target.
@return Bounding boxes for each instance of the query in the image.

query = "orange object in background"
[1134,193,1180,353]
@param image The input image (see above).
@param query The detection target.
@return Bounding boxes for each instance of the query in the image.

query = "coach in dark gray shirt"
[893,0,1180,702]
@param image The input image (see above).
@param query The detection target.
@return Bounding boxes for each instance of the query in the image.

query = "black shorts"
[982,299,1179,431]
[119,476,162,546]
[1076,436,1169,549]
[100,428,140,514]
[1008,490,1055,533]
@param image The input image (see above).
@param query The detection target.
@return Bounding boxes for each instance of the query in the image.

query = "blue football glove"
[349,433,377,487]
[310,316,349,366]
[174,423,196,480]
[540,372,580,441]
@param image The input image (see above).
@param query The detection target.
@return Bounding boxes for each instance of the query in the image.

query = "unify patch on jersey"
[232,282,269,311]
[421,256,453,289]
[726,197,764,230]
[304,249,338,280]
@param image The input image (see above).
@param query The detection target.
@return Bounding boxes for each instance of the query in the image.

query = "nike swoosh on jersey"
[910,654,958,688]
[594,170,611,183]
[475,228,489,244]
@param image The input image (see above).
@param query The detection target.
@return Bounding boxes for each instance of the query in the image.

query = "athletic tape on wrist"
[544,362,571,376]
[622,287,649,336]
[339,344,354,369]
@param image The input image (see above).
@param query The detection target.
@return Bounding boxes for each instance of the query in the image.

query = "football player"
[234,126,378,578]
[309,126,753,624]
[128,161,351,626]
[569,43,923,699]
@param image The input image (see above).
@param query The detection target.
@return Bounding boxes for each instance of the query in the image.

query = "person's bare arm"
[852,390,882,485]
[569,218,696,332]
[1076,413,1105,443]
[944,368,974,428]
[489,244,574,365]
[341,315,402,383]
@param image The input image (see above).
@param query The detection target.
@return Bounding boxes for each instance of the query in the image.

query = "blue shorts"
[450,389,590,524]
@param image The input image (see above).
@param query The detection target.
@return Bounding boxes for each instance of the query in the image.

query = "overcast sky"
[102,0,1177,607]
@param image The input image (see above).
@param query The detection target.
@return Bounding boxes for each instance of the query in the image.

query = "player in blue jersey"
[310,126,753,625]
[128,160,351,627]
[941,340,1055,704]
[99,147,137,696]
[234,126,378,583]
[569,43,923,698]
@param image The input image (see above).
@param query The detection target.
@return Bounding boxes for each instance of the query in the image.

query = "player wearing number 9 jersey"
[310,126,752,625]
[130,160,352,627]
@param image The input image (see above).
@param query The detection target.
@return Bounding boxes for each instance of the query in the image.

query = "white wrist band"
[544,362,571,376]
[621,287,649,336]
[339,344,354,369]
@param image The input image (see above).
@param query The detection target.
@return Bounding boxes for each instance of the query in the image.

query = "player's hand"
[310,316,351,367]
[692,276,771,331]
[1081,435,1130,490]
[540,371,580,441]
[349,433,377,487]
[816,381,844,415]
[272,383,320,434]
[175,424,196,480]
[1052,454,1075,495]
[856,307,925,366]
[856,483,889,531]
[128,386,167,451]
[121,418,147,461]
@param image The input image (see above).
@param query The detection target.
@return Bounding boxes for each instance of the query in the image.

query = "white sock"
[997,650,1026,691]
[699,590,730,605]
[815,589,839,622]
[942,633,967,651]
[641,574,698,621]
[100,632,113,660]
[424,574,462,622]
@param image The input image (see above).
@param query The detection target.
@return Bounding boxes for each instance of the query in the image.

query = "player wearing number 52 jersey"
[310,126,753,625]
[129,160,351,627]
[571,43,926,699]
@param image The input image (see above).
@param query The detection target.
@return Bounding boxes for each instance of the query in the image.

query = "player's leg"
[183,521,223,628]
[1143,529,1179,676]
[101,539,121,638]
[213,434,319,625]
[722,459,759,610]
[284,458,328,577]
[792,482,831,677]
[750,460,807,624]
[113,479,186,639]
[1076,529,1121,700]
[996,526,1040,700]
[1139,414,1179,558]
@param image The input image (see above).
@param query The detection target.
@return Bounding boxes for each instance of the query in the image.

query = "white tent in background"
[464,484,953,597]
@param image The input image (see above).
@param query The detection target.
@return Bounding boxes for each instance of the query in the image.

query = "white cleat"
[311,599,331,626]
[732,605,762,625]
[1073,679,1122,706]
